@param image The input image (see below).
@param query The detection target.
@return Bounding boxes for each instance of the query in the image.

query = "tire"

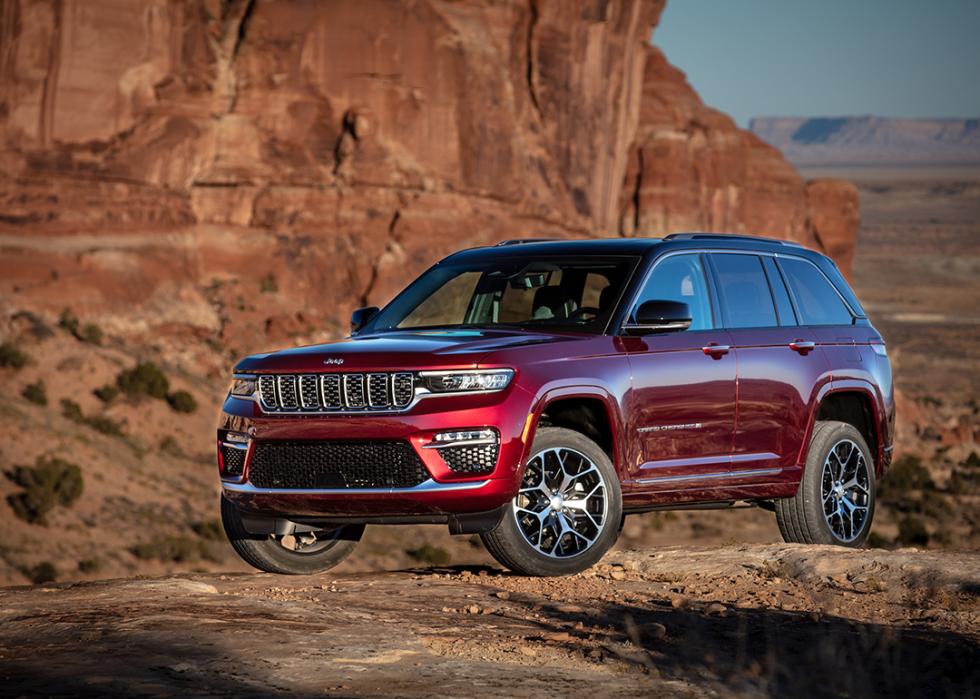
[481,426,622,576]
[775,420,876,547]
[221,495,364,574]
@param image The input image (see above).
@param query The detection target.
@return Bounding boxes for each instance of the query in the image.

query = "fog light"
[428,429,500,474]
[224,431,249,444]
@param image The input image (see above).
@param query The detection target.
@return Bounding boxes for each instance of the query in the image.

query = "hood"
[233,328,589,373]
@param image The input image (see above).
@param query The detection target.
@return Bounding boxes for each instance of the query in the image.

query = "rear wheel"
[481,427,622,576]
[776,420,876,547]
[221,495,364,574]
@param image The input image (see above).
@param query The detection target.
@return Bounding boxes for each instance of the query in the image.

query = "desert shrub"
[85,413,125,437]
[949,468,980,495]
[93,384,119,403]
[58,308,80,335]
[919,490,952,518]
[191,519,224,541]
[159,435,185,458]
[962,452,980,469]
[27,561,58,584]
[406,543,451,566]
[79,323,103,346]
[166,390,197,414]
[21,380,47,406]
[131,536,215,563]
[61,398,85,422]
[12,310,54,340]
[259,273,278,293]
[881,455,934,498]
[896,516,929,547]
[0,342,29,369]
[116,362,169,400]
[77,558,102,574]
[6,455,84,525]
[61,398,124,436]
[866,531,890,549]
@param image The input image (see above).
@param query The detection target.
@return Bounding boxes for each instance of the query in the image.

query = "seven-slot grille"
[256,373,414,413]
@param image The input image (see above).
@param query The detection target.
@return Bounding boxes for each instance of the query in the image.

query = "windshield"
[363,255,640,334]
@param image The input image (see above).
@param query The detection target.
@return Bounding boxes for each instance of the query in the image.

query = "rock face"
[0,0,858,358]
[751,116,980,166]
[617,47,859,274]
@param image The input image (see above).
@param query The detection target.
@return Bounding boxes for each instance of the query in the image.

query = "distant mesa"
[750,116,980,166]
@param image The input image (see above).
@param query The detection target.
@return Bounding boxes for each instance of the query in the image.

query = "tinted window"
[778,257,854,326]
[368,256,637,334]
[633,254,712,330]
[762,256,797,326]
[712,254,778,329]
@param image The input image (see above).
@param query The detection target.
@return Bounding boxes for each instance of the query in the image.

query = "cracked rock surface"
[2,544,977,697]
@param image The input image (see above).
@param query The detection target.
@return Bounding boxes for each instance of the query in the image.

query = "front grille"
[248,440,429,489]
[256,373,415,413]
[220,445,246,477]
[438,443,499,474]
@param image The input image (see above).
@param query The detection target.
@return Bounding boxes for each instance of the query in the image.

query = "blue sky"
[653,0,980,126]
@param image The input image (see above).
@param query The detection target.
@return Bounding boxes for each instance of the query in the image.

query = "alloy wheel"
[821,439,872,543]
[513,447,608,558]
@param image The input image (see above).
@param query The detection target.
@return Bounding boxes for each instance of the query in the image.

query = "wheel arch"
[807,381,885,475]
[523,386,626,480]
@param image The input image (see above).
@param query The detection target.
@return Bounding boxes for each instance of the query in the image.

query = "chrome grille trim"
[255,372,416,414]
[367,373,389,407]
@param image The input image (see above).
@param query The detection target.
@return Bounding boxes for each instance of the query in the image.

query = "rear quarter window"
[778,257,854,326]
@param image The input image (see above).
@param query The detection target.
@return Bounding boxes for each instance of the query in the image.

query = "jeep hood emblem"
[322,358,345,365]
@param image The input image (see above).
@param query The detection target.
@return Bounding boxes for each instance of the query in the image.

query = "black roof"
[446,233,823,263]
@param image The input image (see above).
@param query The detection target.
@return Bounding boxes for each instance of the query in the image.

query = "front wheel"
[221,495,364,574]
[481,427,622,576]
[775,420,876,547]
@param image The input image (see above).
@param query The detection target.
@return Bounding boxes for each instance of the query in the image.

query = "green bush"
[79,323,103,346]
[93,384,119,403]
[60,398,85,423]
[61,398,124,436]
[58,308,80,335]
[259,273,278,294]
[77,558,102,574]
[131,536,215,563]
[117,361,170,400]
[949,468,980,495]
[406,543,451,566]
[191,519,224,541]
[881,455,934,499]
[166,390,197,414]
[27,561,58,584]
[6,455,84,525]
[896,516,930,547]
[21,380,47,406]
[962,452,980,470]
[0,342,29,369]
[866,531,890,549]
[159,435,185,458]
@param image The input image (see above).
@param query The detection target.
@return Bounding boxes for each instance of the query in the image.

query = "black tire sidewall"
[482,426,622,576]
[800,421,876,547]
[221,495,364,575]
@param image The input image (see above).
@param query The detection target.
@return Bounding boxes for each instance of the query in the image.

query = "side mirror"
[622,300,692,335]
[350,306,379,334]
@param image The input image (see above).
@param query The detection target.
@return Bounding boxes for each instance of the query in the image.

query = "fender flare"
[520,384,628,481]
[802,379,886,474]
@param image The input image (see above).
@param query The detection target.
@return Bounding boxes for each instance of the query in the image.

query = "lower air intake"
[248,440,429,489]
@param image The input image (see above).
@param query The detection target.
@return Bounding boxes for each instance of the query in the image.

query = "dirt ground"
[1,544,977,698]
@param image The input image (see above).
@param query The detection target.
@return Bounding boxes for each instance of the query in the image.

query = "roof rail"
[494,238,560,246]
[663,233,802,247]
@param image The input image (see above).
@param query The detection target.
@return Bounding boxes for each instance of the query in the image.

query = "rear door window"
[711,254,778,329]
[778,257,854,326]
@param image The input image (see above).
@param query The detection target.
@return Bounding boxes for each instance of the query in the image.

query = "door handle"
[702,343,731,358]
[789,340,816,354]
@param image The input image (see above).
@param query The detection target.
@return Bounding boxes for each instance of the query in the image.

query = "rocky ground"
[1,544,977,698]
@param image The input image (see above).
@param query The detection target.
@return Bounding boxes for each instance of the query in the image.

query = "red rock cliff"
[0,0,857,363]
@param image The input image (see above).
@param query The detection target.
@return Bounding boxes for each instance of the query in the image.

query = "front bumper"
[217,383,534,518]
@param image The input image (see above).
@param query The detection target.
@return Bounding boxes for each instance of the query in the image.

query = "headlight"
[420,369,514,393]
[229,376,257,397]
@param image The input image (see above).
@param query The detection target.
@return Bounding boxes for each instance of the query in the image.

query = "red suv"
[218,234,894,576]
